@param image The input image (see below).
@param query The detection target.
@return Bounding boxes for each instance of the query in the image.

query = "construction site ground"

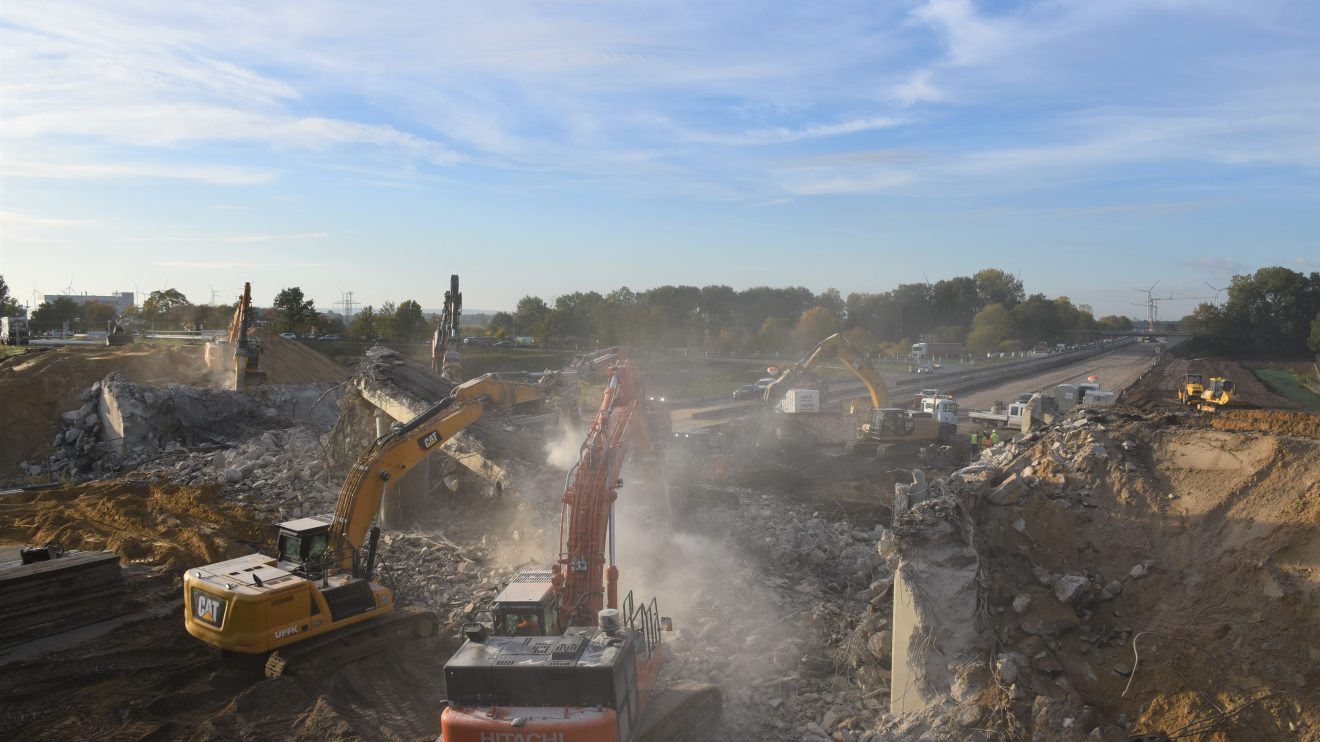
[1,339,1318,740]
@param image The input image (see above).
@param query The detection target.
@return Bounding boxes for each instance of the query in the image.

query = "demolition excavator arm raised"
[184,372,556,676]
[763,332,890,410]
[440,348,720,742]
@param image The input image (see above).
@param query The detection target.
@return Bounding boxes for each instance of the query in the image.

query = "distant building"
[44,292,135,316]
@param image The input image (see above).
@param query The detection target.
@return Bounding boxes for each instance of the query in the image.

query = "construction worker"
[515,614,540,636]
[990,429,1002,447]
[970,430,981,449]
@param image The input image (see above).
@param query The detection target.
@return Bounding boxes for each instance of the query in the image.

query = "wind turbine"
[1205,282,1224,306]
[62,274,77,296]
[1131,282,1160,333]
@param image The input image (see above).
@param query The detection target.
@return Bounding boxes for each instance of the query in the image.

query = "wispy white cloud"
[1184,256,1249,276]
[157,261,327,269]
[127,232,329,244]
[681,116,904,146]
[0,158,278,185]
[0,210,95,227]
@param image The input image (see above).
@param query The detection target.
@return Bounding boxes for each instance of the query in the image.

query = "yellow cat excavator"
[184,372,555,677]
[764,333,958,457]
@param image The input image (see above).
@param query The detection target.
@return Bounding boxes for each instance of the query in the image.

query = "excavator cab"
[275,515,333,574]
[489,570,561,637]
[869,408,915,439]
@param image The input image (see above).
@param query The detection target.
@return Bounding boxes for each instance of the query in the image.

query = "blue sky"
[2,0,1317,319]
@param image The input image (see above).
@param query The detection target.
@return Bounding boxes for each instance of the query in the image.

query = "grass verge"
[1253,367,1320,411]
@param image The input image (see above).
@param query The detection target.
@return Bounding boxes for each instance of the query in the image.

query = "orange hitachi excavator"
[440,348,721,742]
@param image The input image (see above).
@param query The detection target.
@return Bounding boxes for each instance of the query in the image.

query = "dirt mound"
[931,409,1320,739]
[1122,357,1297,411]
[1204,409,1320,438]
[0,346,213,480]
[0,481,267,568]
[256,333,348,385]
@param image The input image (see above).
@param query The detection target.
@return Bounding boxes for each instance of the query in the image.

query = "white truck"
[1,316,31,345]
[776,388,820,414]
[969,400,1033,429]
[1055,382,1115,411]
[917,393,959,428]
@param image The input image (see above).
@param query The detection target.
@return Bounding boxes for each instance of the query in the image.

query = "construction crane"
[764,333,957,457]
[433,274,463,382]
[183,372,557,678]
[440,348,721,742]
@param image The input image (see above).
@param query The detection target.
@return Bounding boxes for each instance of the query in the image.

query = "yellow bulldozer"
[1177,373,1205,406]
[1196,376,1237,412]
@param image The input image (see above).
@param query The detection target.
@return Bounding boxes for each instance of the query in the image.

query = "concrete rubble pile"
[30,372,345,521]
[871,411,1156,741]
[660,494,900,742]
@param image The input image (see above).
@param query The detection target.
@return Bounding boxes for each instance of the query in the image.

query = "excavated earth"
[1,341,1318,741]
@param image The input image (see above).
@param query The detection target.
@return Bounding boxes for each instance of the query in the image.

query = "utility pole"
[337,291,359,322]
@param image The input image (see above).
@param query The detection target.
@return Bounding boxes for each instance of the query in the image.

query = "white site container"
[778,389,820,414]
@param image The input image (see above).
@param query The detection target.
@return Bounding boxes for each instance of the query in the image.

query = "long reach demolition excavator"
[184,371,556,677]
[440,348,721,742]
[433,273,463,382]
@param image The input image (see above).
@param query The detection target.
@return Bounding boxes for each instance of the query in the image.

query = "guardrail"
[687,338,1137,422]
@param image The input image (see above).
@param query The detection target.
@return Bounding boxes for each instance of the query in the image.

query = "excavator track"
[263,607,437,679]
[635,681,722,742]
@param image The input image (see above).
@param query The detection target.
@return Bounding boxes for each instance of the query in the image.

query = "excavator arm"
[764,333,890,410]
[327,372,555,567]
[432,273,463,381]
[554,349,668,627]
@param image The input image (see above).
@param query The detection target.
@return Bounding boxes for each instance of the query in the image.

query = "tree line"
[480,268,1134,355]
[7,268,1316,358]
[1183,267,1320,358]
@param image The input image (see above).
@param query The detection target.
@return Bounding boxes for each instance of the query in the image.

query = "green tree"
[488,311,515,339]
[31,298,80,332]
[376,301,397,339]
[966,304,1016,353]
[792,306,842,351]
[142,288,190,316]
[513,296,550,341]
[0,275,24,317]
[752,317,793,354]
[974,268,1025,311]
[393,300,426,341]
[273,287,316,334]
[547,291,604,344]
[142,288,192,327]
[1309,311,1320,357]
[81,301,118,331]
[350,306,378,339]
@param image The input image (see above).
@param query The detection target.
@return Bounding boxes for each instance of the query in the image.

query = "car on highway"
[318,334,343,341]
[493,340,516,348]
[279,332,297,339]
[732,384,761,400]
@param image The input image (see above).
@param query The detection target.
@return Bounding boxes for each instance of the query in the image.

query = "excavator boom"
[441,349,719,742]
[764,333,889,410]
[184,371,556,667]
